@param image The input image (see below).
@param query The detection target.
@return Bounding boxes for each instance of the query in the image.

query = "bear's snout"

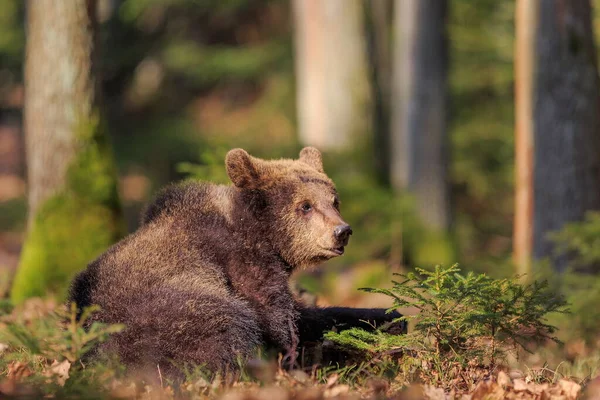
[334,224,352,246]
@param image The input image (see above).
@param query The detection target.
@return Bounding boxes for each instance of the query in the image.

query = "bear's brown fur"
[70,147,402,376]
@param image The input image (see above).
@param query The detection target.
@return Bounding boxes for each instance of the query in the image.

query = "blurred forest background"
[1,0,600,349]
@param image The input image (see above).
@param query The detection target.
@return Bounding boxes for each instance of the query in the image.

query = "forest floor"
[0,298,598,400]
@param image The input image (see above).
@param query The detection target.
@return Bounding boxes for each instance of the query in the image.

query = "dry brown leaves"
[458,371,582,400]
[585,376,600,400]
[0,361,35,397]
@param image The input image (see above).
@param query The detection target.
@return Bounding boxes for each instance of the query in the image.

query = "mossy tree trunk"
[11,0,124,303]
[292,0,372,150]
[515,0,600,274]
[390,0,450,231]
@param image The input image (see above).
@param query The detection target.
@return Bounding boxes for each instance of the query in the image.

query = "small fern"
[326,264,568,387]
[0,301,124,364]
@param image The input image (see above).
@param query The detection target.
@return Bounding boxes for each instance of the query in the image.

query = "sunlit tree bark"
[11,0,123,302]
[292,0,371,150]
[514,0,536,277]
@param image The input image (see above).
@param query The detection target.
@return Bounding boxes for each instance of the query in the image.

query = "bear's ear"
[299,147,324,173]
[226,148,263,189]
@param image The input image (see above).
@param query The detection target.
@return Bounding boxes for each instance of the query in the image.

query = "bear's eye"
[300,202,313,214]
[333,197,340,210]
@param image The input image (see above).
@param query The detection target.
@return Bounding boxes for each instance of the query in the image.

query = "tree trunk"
[366,0,392,184]
[390,0,450,231]
[516,0,600,273]
[513,0,536,277]
[292,0,371,150]
[24,1,96,222]
[11,0,123,303]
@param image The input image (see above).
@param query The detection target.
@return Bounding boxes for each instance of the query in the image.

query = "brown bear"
[69,147,402,376]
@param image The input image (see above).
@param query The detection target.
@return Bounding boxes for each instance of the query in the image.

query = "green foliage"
[324,327,405,354]
[449,1,515,271]
[104,0,296,200]
[163,40,288,86]
[0,197,26,232]
[550,273,600,346]
[119,0,254,22]
[0,300,124,397]
[326,264,568,387]
[178,145,231,184]
[550,211,600,272]
[0,0,24,81]
[1,303,124,364]
[544,213,600,344]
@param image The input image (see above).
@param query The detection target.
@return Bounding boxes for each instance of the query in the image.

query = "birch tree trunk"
[390,0,450,230]
[11,0,123,303]
[292,0,371,150]
[514,0,600,274]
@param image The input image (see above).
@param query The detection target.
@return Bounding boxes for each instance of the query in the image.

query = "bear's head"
[226,147,352,269]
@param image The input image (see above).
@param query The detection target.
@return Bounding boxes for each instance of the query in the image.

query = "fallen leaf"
[422,384,447,400]
[558,379,581,400]
[6,361,32,381]
[400,385,426,400]
[325,374,339,388]
[513,379,530,392]
[508,369,525,381]
[367,378,389,395]
[294,387,324,400]
[44,359,71,386]
[584,375,600,400]
[290,370,310,384]
[470,381,504,400]
[257,386,289,400]
[0,379,36,397]
[496,371,511,388]
[324,384,350,398]
[111,381,138,398]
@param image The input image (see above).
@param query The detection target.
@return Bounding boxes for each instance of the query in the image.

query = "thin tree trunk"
[11,0,123,303]
[366,0,392,184]
[390,0,450,230]
[531,0,600,272]
[514,0,537,277]
[292,0,371,150]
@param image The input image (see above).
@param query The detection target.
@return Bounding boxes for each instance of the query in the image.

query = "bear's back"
[68,180,263,372]
[71,182,236,320]
[141,181,234,225]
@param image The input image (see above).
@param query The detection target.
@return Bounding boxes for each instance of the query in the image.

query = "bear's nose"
[334,224,353,245]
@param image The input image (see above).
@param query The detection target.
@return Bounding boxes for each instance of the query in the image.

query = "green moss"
[10,114,123,304]
[68,116,121,208]
[10,195,120,303]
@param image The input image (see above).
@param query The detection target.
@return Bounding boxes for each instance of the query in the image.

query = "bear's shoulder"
[141,181,232,225]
